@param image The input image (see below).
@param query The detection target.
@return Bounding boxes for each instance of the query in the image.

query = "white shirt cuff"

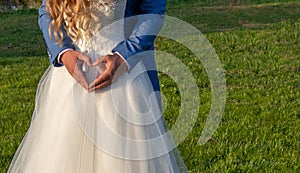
[113,51,130,70]
[57,48,74,64]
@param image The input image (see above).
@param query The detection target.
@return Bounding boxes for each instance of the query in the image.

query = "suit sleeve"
[38,0,75,67]
[112,0,166,70]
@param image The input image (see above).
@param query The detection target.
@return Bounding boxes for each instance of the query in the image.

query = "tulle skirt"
[8,61,187,173]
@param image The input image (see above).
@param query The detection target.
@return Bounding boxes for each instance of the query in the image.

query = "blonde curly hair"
[46,0,113,44]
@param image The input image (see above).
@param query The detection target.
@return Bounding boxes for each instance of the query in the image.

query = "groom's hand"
[89,53,128,92]
[61,50,92,90]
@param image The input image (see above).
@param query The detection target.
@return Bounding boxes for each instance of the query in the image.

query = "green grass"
[167,1,300,33]
[168,0,300,7]
[0,9,45,58]
[0,57,49,172]
[1,1,300,172]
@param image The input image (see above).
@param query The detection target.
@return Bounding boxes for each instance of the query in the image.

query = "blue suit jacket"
[38,0,166,91]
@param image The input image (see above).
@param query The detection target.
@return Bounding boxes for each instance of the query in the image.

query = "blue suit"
[38,0,166,91]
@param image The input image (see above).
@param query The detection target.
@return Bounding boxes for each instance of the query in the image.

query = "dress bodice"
[76,0,127,60]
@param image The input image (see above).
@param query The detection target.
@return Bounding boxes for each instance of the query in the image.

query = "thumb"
[78,53,92,66]
[92,56,106,66]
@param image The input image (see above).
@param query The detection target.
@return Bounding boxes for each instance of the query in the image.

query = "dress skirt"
[8,61,188,172]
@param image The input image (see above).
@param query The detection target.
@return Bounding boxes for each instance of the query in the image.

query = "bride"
[8,0,187,172]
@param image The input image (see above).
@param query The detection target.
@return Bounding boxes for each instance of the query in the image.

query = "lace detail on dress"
[75,0,126,59]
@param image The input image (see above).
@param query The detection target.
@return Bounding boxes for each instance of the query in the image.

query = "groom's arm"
[112,0,167,70]
[38,0,75,67]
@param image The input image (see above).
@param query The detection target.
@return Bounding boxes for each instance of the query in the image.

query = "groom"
[38,0,166,92]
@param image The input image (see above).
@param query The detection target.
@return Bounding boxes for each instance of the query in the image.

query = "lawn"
[1,0,300,172]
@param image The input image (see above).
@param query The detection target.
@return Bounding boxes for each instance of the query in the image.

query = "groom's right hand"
[60,50,92,90]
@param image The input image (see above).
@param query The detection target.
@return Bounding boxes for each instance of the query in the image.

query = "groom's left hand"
[88,53,128,92]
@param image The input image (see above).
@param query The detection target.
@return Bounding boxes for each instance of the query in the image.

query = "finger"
[73,65,89,90]
[92,56,107,66]
[89,80,112,92]
[78,53,92,66]
[88,72,111,88]
[98,63,107,74]
[112,63,128,80]
[74,73,88,90]
[74,73,88,89]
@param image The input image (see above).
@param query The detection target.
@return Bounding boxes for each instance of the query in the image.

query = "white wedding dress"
[8,0,187,172]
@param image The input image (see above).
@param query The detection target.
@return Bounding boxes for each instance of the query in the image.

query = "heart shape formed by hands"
[81,62,106,85]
